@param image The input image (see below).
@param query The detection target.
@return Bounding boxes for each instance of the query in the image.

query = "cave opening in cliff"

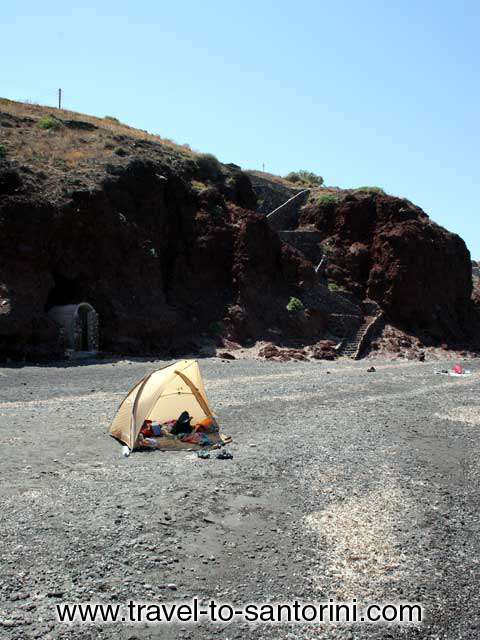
[45,274,86,311]
[48,302,99,353]
[45,275,99,352]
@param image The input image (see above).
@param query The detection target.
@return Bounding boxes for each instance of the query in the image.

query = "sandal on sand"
[216,450,233,460]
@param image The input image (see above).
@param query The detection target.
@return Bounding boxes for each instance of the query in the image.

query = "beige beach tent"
[109,360,215,450]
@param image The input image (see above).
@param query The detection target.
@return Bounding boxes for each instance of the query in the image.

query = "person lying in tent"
[139,411,194,438]
[171,411,193,435]
[138,411,221,449]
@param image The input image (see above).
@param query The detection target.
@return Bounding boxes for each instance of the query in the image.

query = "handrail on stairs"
[315,256,326,274]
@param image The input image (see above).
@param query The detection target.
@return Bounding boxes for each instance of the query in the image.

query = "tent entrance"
[109,360,227,451]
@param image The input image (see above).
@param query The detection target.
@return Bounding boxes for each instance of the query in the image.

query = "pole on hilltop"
[58,88,62,109]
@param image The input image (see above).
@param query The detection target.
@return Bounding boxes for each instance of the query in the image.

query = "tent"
[109,359,220,451]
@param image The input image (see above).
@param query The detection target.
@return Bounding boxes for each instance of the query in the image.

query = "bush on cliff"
[196,153,223,180]
[38,115,61,130]
[354,186,385,195]
[314,194,338,207]
[285,170,324,187]
[286,296,305,312]
[328,282,347,293]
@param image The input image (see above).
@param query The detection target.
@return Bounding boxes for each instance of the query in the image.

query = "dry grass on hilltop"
[246,169,301,189]
[0,97,199,176]
[0,97,194,152]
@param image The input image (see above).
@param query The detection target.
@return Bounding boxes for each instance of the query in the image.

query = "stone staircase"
[257,182,384,358]
[327,313,363,338]
[338,311,385,359]
[266,190,310,230]
[302,285,367,358]
[338,319,371,358]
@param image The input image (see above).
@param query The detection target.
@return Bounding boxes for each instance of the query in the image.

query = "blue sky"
[2,0,479,257]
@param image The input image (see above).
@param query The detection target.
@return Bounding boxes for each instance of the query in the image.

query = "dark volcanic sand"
[0,357,479,639]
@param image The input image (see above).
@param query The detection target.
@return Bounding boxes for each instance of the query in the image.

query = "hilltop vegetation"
[284,170,324,187]
[0,97,228,203]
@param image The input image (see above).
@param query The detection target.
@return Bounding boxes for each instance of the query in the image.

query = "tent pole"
[174,370,213,418]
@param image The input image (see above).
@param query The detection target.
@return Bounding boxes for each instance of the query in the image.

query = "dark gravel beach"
[0,357,479,639]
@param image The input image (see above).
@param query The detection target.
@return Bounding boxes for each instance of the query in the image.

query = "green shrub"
[38,115,61,130]
[321,242,335,255]
[191,179,208,192]
[286,296,305,312]
[104,115,120,123]
[315,194,338,206]
[328,281,347,293]
[355,186,385,195]
[196,153,222,180]
[285,170,324,187]
[0,144,6,159]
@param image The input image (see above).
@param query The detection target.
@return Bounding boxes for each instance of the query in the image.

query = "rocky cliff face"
[473,261,480,303]
[472,263,480,339]
[0,106,319,360]
[0,100,477,359]
[300,191,474,344]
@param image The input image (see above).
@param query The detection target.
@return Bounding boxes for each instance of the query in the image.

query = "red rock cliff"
[300,191,473,342]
